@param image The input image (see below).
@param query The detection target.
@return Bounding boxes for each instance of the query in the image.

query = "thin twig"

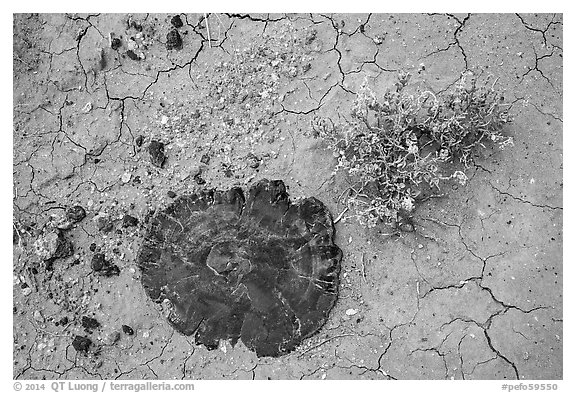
[13,222,23,249]
[297,333,355,358]
[360,252,367,283]
[333,206,349,224]
[204,14,212,48]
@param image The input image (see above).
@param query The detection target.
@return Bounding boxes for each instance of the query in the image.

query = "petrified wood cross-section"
[138,179,342,357]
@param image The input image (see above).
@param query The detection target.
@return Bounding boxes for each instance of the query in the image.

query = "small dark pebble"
[91,253,106,272]
[200,154,210,165]
[133,176,141,184]
[135,135,144,147]
[66,205,86,223]
[89,243,97,252]
[126,50,140,61]
[166,29,183,50]
[130,20,143,31]
[81,316,101,332]
[102,264,121,277]
[111,37,122,50]
[167,190,177,198]
[148,140,167,168]
[91,252,121,277]
[171,15,183,28]
[122,214,139,228]
[59,316,69,325]
[122,325,135,335]
[98,218,114,233]
[72,335,92,353]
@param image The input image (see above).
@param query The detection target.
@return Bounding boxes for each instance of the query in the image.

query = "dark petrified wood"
[137,179,342,357]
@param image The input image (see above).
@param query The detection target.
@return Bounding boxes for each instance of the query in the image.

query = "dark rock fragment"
[91,253,120,277]
[97,218,114,233]
[98,49,107,70]
[130,20,143,31]
[166,29,183,50]
[138,179,342,357]
[82,316,100,332]
[66,205,86,223]
[122,325,135,335]
[89,243,97,252]
[122,214,139,228]
[200,154,210,165]
[135,135,144,147]
[102,263,121,277]
[72,335,92,353]
[91,253,106,272]
[171,15,183,28]
[167,190,177,198]
[111,37,122,50]
[34,228,73,262]
[126,50,139,61]
[148,140,166,168]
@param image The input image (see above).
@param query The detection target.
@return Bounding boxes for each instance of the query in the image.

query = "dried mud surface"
[13,13,562,380]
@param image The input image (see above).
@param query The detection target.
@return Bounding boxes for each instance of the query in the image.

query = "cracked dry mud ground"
[13,13,562,380]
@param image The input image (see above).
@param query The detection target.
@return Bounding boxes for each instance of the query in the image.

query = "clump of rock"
[34,228,73,262]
